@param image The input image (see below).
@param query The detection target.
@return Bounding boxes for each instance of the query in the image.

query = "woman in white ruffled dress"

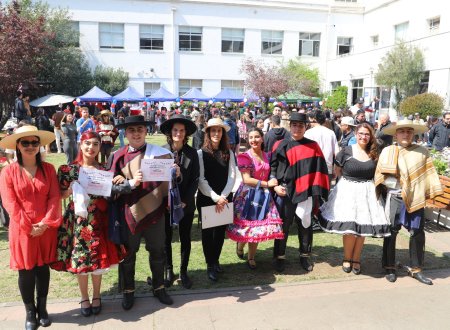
[319,123,390,275]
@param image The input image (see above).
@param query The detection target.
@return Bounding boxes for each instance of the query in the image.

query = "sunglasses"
[19,140,40,147]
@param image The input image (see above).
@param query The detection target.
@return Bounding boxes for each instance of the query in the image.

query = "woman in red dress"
[52,132,126,317]
[0,126,61,330]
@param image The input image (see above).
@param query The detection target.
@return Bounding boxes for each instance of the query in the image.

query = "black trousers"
[18,265,50,304]
[273,196,313,258]
[165,211,195,272]
[382,195,425,271]
[119,216,166,291]
[201,224,226,266]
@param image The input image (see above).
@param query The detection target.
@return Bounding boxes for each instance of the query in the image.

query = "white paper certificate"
[141,158,174,182]
[78,167,114,197]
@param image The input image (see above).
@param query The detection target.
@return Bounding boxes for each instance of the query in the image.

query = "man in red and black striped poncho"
[270,112,330,273]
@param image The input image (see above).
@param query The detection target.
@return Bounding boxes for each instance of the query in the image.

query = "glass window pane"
[222,40,232,52]
[299,32,310,40]
[302,40,313,56]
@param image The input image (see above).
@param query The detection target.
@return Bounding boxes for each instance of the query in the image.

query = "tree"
[375,42,425,108]
[399,93,443,118]
[241,58,289,112]
[0,1,52,127]
[325,86,348,110]
[280,58,321,97]
[92,66,129,96]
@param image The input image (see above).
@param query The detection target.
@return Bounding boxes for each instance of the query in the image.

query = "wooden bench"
[426,175,450,227]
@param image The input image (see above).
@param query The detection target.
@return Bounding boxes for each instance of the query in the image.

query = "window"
[299,32,320,57]
[144,82,161,97]
[261,30,283,55]
[428,17,440,33]
[330,81,341,91]
[337,37,352,55]
[140,25,164,50]
[371,35,379,47]
[99,23,124,49]
[68,21,80,47]
[221,80,244,97]
[419,71,429,94]
[179,26,202,52]
[179,79,202,96]
[222,28,244,53]
[351,79,364,104]
[394,22,409,41]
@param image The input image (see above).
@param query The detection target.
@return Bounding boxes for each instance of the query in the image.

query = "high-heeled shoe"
[91,298,102,315]
[342,259,352,273]
[79,299,92,317]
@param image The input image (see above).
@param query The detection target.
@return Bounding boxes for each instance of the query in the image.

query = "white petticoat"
[319,177,390,237]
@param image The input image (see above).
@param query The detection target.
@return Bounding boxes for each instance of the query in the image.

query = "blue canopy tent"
[112,86,145,102]
[213,88,244,102]
[180,87,211,101]
[148,87,177,102]
[78,86,112,102]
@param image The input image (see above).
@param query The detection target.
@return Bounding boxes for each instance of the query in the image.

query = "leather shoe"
[342,259,352,273]
[153,288,173,305]
[180,272,193,289]
[214,262,224,273]
[207,267,218,282]
[385,270,397,283]
[79,299,92,317]
[91,298,102,315]
[412,272,433,285]
[273,258,285,273]
[121,292,134,310]
[300,257,314,272]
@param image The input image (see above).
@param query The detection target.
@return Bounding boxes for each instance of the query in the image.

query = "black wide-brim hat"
[115,115,152,129]
[289,112,310,123]
[160,115,197,136]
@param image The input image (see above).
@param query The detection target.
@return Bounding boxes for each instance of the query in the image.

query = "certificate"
[141,158,174,182]
[201,203,234,229]
[78,167,114,197]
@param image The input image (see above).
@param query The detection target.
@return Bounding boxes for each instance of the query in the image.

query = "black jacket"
[163,143,200,214]
[264,127,290,152]
[375,121,394,149]
[429,121,450,151]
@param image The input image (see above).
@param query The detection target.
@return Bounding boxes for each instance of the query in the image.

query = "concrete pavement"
[1,267,450,330]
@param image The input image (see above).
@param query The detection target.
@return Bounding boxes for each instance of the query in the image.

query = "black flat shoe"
[247,259,257,270]
[122,292,134,311]
[273,258,285,273]
[207,267,218,282]
[385,270,397,283]
[91,298,102,315]
[79,299,92,317]
[214,262,224,273]
[342,259,352,273]
[153,288,173,305]
[412,272,433,285]
[352,261,361,275]
[236,243,245,260]
[180,272,193,289]
[300,257,314,272]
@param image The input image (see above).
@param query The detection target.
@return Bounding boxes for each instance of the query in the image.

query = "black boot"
[164,266,176,288]
[24,303,38,330]
[37,297,51,327]
[180,271,193,289]
[207,266,217,282]
[153,288,173,305]
[300,256,314,272]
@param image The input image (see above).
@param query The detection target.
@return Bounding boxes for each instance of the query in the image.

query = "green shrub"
[326,86,348,110]
[399,93,444,118]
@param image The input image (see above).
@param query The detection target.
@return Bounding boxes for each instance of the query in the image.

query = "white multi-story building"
[45,0,450,110]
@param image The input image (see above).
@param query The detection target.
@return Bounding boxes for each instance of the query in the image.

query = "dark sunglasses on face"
[19,140,40,147]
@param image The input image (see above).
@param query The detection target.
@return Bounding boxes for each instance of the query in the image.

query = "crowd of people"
[1,97,449,330]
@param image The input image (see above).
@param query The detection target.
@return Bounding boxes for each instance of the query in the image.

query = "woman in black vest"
[197,118,236,282]
[160,115,199,289]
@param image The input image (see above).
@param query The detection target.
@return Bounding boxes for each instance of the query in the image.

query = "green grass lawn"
[1,133,450,303]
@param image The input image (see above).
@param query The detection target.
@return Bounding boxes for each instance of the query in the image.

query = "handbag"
[169,167,184,225]
[241,180,270,221]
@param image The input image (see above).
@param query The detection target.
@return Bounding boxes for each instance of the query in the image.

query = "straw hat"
[383,119,428,135]
[203,118,230,132]
[100,109,112,117]
[0,126,55,149]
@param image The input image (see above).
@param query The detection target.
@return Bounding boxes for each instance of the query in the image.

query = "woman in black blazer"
[160,115,199,289]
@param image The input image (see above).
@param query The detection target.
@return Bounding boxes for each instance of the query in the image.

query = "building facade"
[45,0,450,111]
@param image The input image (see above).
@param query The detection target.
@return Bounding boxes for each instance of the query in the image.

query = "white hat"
[203,118,231,132]
[0,125,55,150]
[341,116,356,127]
[383,119,428,135]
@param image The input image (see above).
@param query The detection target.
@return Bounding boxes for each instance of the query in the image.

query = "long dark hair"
[356,123,379,161]
[16,136,45,178]
[203,126,230,161]
[73,131,101,165]
[246,127,265,151]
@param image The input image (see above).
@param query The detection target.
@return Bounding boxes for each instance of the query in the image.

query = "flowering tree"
[241,58,289,112]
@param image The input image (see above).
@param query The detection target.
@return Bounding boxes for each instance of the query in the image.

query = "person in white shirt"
[304,110,339,181]
[350,97,364,116]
